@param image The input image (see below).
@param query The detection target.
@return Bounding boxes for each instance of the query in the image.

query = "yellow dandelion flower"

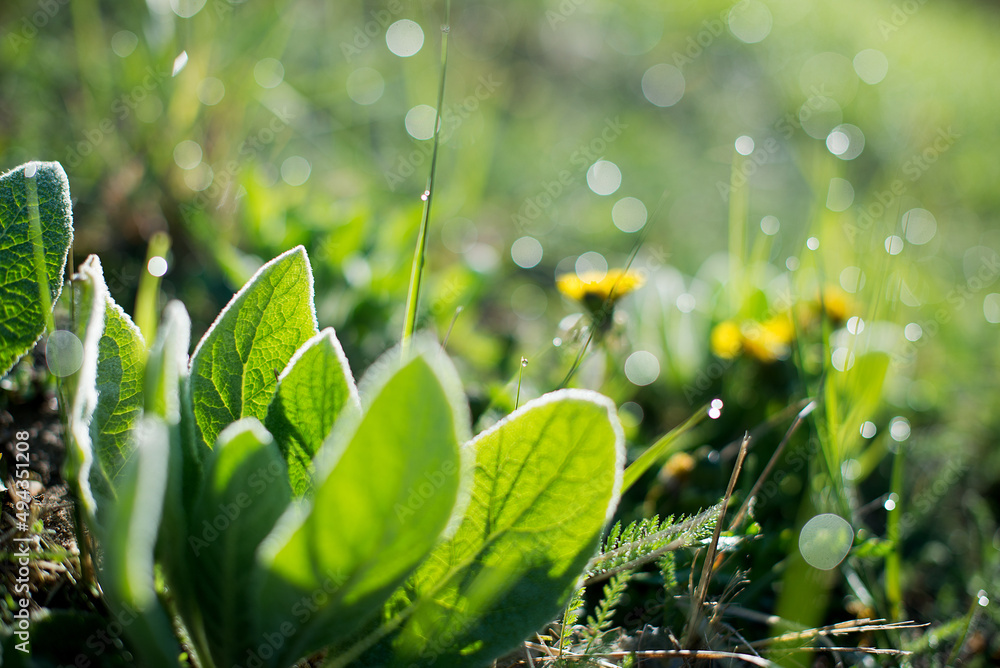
[742,315,795,362]
[556,269,644,303]
[556,269,645,322]
[710,320,743,359]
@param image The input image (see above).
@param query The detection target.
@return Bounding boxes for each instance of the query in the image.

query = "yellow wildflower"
[710,320,742,359]
[556,269,644,303]
[742,315,795,362]
[711,315,795,362]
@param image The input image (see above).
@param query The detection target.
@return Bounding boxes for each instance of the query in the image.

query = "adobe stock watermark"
[671,1,751,69]
[843,126,959,244]
[187,458,287,556]
[383,74,503,191]
[340,0,404,61]
[717,84,833,202]
[890,248,1000,368]
[63,67,171,168]
[65,602,141,668]
[511,115,628,234]
[236,568,349,668]
[877,0,930,39]
[5,0,70,53]
[10,430,33,654]
[394,460,458,522]
[179,107,295,224]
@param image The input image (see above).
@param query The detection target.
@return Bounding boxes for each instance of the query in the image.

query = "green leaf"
[90,282,146,505]
[189,246,319,450]
[63,255,146,523]
[256,344,470,667]
[366,389,625,668]
[144,300,191,425]
[63,255,108,520]
[264,328,359,496]
[187,419,292,668]
[0,161,73,378]
[100,416,183,668]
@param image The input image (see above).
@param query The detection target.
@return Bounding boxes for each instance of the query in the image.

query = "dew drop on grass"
[806,236,820,251]
[420,190,430,201]
[860,421,877,438]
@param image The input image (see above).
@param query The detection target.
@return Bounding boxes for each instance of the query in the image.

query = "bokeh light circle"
[46,330,84,377]
[625,351,660,386]
[387,20,424,57]
[799,514,854,570]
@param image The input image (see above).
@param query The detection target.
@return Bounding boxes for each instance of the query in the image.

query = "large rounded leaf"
[254,343,470,668]
[359,389,625,667]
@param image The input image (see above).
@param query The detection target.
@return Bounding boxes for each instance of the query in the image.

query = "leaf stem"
[401,1,451,356]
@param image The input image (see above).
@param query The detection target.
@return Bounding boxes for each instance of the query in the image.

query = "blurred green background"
[3,0,1000,661]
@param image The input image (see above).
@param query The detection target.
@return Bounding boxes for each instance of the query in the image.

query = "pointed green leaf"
[189,246,319,450]
[257,345,470,667]
[100,416,183,667]
[145,300,191,425]
[0,161,73,378]
[63,255,108,520]
[63,255,147,518]
[90,283,146,503]
[264,327,359,495]
[370,389,625,667]
[187,419,292,668]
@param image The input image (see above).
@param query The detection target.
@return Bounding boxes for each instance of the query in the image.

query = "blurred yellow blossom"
[742,315,795,362]
[711,315,795,362]
[711,320,743,359]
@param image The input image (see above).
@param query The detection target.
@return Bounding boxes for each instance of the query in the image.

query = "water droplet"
[23,163,37,178]
[521,357,528,367]
[860,421,877,438]
[552,337,562,347]
[806,236,820,250]
[420,190,430,201]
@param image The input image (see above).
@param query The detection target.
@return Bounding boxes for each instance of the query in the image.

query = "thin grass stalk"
[401,0,452,356]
